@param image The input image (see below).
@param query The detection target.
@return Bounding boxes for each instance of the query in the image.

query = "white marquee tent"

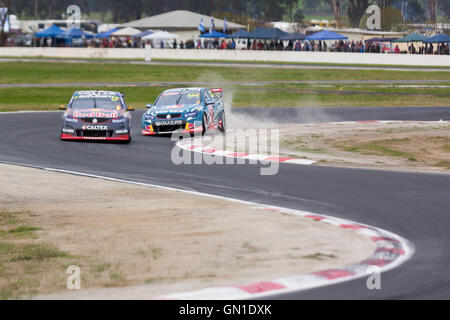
[111,27,141,37]
[142,30,179,40]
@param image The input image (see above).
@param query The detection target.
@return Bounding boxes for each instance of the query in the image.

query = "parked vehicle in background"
[235,39,248,50]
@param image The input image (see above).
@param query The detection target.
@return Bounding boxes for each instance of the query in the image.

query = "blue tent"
[95,28,119,38]
[132,30,154,38]
[35,24,66,38]
[365,37,398,43]
[425,33,450,43]
[227,29,249,39]
[199,30,228,38]
[60,28,94,39]
[392,33,427,43]
[306,30,348,41]
[247,27,288,40]
[279,32,306,41]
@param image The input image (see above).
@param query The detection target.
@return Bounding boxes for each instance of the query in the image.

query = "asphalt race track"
[1,108,450,299]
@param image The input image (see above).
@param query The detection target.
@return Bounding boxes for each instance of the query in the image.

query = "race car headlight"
[185,111,198,118]
[64,115,78,123]
[144,114,155,121]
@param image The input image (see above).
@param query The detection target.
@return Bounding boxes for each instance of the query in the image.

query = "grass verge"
[3,56,450,69]
[342,140,415,158]
[0,211,71,299]
[1,61,450,85]
[1,83,450,112]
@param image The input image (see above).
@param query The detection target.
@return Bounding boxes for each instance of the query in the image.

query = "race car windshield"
[70,97,123,110]
[155,92,201,107]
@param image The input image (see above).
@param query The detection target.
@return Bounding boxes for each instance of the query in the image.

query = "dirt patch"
[0,164,374,299]
[280,121,450,173]
[204,121,450,174]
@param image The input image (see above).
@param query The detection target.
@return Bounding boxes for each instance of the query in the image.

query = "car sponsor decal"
[155,108,186,114]
[162,105,184,109]
[76,91,120,98]
[73,111,119,118]
[82,125,108,130]
[154,120,183,126]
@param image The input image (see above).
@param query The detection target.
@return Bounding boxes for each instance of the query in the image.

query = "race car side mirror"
[59,105,66,110]
[146,104,153,108]
[127,106,135,111]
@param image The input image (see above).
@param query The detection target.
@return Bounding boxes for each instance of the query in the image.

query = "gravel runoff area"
[202,120,450,174]
[0,164,374,299]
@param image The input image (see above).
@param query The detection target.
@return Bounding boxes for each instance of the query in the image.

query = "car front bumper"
[60,121,130,141]
[142,119,202,135]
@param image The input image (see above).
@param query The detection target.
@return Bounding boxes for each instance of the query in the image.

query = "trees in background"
[346,0,375,28]
[4,0,448,26]
[283,0,300,23]
[0,0,9,46]
[439,0,450,20]
[382,7,403,30]
[294,10,305,23]
[407,0,427,22]
[326,0,341,24]
[426,0,438,23]
[8,0,300,23]
[10,0,87,20]
[343,0,429,30]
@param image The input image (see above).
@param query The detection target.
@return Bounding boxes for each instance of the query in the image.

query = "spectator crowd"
[11,34,450,55]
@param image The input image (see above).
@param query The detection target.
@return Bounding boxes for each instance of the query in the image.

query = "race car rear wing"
[210,88,223,100]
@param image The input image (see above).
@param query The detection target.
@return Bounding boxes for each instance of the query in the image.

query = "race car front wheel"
[219,111,226,133]
[127,128,132,143]
[202,113,207,136]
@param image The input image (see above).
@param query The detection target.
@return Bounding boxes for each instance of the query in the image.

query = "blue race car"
[59,90,134,143]
[141,87,226,136]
